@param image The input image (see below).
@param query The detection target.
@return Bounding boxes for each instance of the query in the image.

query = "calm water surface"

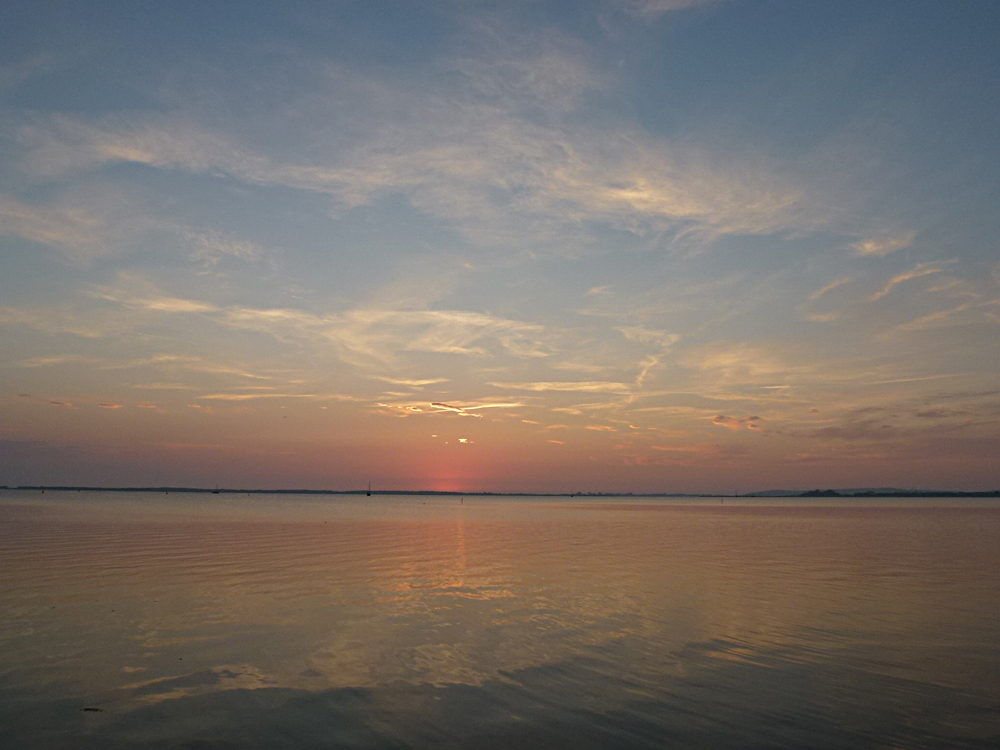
[1,491,998,748]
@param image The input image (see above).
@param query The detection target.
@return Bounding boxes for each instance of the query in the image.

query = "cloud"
[94,272,556,367]
[199,393,318,401]
[17,355,88,367]
[89,274,560,378]
[682,344,803,396]
[221,305,551,365]
[880,303,974,338]
[428,402,480,417]
[0,304,123,338]
[616,0,721,18]
[616,326,680,348]
[851,232,915,257]
[869,261,953,301]
[98,293,219,314]
[98,403,122,409]
[444,48,605,114]
[711,414,762,431]
[651,444,716,453]
[551,361,607,373]
[375,377,450,388]
[17,114,260,180]
[489,380,632,393]
[199,393,353,401]
[430,401,523,417]
[808,419,897,442]
[634,354,662,387]
[0,193,138,261]
[17,60,822,259]
[809,277,852,301]
[180,228,264,265]
[914,409,965,420]
[131,383,195,390]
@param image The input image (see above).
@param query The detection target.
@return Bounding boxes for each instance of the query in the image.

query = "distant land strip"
[1,486,998,498]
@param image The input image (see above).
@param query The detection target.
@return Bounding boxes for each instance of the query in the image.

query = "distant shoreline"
[2,486,998,498]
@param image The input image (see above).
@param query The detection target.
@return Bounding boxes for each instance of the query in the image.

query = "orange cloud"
[712,415,762,431]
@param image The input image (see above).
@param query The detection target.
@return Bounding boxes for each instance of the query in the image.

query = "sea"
[1,490,998,749]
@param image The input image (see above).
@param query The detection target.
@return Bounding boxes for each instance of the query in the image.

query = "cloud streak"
[712,414,762,431]
[489,381,632,393]
[809,277,852,301]
[870,262,953,301]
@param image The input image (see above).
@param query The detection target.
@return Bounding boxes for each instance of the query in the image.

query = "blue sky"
[1,0,998,491]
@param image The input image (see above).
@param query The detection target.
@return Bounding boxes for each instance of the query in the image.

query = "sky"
[1,0,998,493]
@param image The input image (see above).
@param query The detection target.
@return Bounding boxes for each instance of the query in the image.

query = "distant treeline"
[5,486,629,496]
[2,486,998,498]
[798,489,1000,498]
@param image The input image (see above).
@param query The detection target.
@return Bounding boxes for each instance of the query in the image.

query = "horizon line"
[3,486,999,498]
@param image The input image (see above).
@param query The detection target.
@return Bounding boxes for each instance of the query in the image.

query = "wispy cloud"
[428,400,523,417]
[131,383,196,390]
[429,402,480,417]
[17,355,89,367]
[616,0,721,18]
[92,289,219,313]
[0,189,151,261]
[17,59,825,258]
[0,304,115,338]
[616,326,680,348]
[489,380,632,393]
[809,277,852,301]
[180,228,265,265]
[711,414,762,431]
[870,261,953,301]
[90,274,554,368]
[375,377,450,388]
[851,232,915,257]
[652,444,716,453]
[878,301,998,339]
[199,393,326,401]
